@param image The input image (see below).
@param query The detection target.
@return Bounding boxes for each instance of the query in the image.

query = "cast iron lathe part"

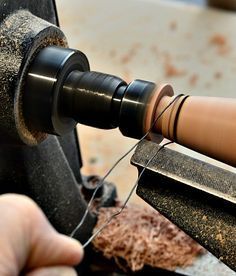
[24,45,156,139]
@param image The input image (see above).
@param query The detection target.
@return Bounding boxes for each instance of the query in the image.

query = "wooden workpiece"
[145,86,236,167]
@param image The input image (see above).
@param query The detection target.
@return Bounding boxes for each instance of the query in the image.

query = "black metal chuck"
[24,46,156,140]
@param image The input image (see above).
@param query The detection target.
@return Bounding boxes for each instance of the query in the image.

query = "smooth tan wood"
[151,93,236,167]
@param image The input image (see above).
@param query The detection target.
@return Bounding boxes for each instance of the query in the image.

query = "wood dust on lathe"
[93,203,205,272]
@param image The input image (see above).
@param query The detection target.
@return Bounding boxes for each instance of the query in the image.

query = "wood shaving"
[169,21,177,31]
[214,71,222,79]
[120,43,141,64]
[210,34,226,46]
[93,204,205,272]
[189,74,199,86]
[209,34,231,55]
[164,62,186,78]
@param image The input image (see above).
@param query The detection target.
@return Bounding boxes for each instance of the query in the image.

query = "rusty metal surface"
[132,140,236,272]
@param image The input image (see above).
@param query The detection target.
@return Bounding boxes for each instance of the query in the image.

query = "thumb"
[0,194,83,274]
[27,231,84,269]
[23,198,84,269]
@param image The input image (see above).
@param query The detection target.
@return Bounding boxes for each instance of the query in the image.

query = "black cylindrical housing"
[23,46,157,140]
[62,71,127,129]
[61,72,157,139]
[119,80,156,139]
[23,46,90,135]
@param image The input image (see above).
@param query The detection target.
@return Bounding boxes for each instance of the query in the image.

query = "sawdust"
[189,74,199,86]
[120,43,142,64]
[214,71,222,79]
[93,203,205,272]
[216,233,224,244]
[169,21,177,31]
[162,51,186,78]
[210,34,226,46]
[164,62,186,78]
[209,34,231,55]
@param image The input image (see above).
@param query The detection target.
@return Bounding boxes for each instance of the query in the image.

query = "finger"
[27,232,84,268]
[0,194,83,273]
[24,197,84,268]
[0,194,35,275]
[26,266,77,276]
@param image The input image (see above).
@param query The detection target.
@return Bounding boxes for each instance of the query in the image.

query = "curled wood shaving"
[93,204,205,272]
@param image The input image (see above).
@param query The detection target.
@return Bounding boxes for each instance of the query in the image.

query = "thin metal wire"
[82,141,173,248]
[70,94,182,238]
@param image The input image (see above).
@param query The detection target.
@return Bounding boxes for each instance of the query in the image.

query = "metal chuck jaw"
[23,46,157,140]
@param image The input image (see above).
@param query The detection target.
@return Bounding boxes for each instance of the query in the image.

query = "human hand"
[0,194,83,276]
